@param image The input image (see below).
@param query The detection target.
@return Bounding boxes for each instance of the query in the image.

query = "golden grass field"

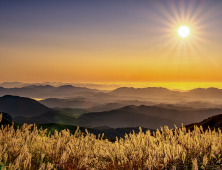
[0,113,222,170]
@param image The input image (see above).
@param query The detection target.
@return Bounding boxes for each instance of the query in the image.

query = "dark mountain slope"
[75,109,181,129]
[185,114,222,131]
[119,105,222,124]
[0,95,52,117]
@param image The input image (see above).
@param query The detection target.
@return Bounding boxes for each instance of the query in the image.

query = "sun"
[178,26,190,38]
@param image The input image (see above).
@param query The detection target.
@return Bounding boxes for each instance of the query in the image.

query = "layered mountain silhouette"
[74,109,181,129]
[110,87,222,100]
[2,95,222,130]
[39,98,97,109]
[0,95,52,117]
[88,100,156,112]
[9,97,181,129]
[0,85,101,98]
[119,105,222,123]
[110,87,178,97]
[185,88,222,99]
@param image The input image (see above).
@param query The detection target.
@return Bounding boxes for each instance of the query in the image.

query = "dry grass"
[0,113,222,169]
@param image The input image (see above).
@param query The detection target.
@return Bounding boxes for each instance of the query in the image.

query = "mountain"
[174,101,222,109]
[110,87,180,98]
[185,88,222,99]
[0,95,51,117]
[88,100,155,112]
[74,109,181,129]
[13,110,77,125]
[119,105,222,124]
[0,85,101,98]
[10,100,222,130]
[75,105,222,129]
[39,98,98,109]
[110,87,222,101]
[185,114,222,131]
[155,104,196,111]
[88,103,127,112]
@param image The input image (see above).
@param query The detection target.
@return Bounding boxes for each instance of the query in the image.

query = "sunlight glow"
[178,26,190,37]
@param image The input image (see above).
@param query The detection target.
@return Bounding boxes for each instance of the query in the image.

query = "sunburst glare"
[178,26,190,38]
[144,0,220,81]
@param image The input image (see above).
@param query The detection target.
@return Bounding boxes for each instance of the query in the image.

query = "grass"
[1,113,222,169]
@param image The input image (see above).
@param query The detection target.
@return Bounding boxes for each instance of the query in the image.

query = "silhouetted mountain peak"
[119,105,137,111]
[58,85,75,88]
[3,95,18,98]
[23,85,54,89]
[0,95,51,117]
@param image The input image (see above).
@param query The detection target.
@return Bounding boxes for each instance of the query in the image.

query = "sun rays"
[142,0,221,82]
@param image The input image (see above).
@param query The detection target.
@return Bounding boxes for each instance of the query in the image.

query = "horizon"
[1,81,222,91]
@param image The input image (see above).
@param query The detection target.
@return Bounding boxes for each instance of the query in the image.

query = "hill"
[185,114,222,131]
[0,95,52,117]
[75,109,181,129]
[121,105,222,124]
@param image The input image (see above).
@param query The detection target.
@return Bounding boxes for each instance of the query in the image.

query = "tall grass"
[0,113,222,169]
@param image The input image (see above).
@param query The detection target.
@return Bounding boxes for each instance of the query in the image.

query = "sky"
[1,0,222,89]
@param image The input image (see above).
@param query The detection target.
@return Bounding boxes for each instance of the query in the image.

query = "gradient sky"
[1,0,222,87]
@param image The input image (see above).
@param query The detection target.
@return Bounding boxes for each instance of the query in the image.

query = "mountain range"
[1,95,222,130]
[111,87,222,100]
[0,85,100,98]
[1,93,222,141]
[39,98,98,109]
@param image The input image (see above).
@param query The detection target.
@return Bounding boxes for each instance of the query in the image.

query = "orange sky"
[1,0,222,89]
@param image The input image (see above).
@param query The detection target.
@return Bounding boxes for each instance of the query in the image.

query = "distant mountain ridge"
[110,87,222,100]
[0,85,101,98]
[39,98,98,109]
[110,87,177,97]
